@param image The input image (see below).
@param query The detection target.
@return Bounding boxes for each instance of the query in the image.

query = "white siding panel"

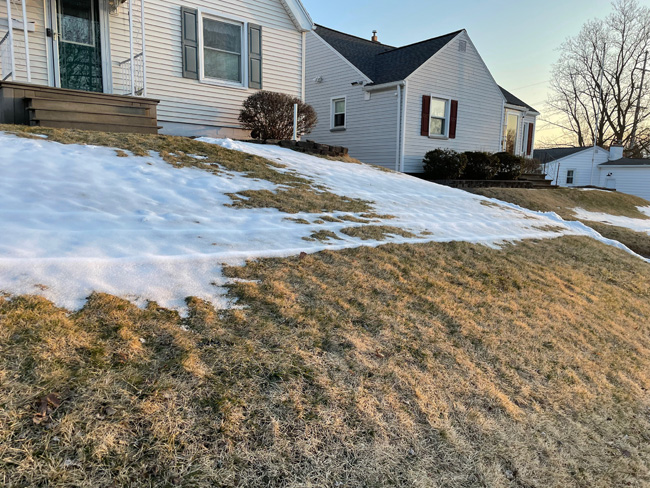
[602,167,650,201]
[108,0,303,134]
[546,149,609,187]
[0,0,49,85]
[305,31,398,169]
[402,31,505,173]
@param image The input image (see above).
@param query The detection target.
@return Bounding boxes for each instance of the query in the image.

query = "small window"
[202,16,243,83]
[429,97,448,136]
[332,98,346,129]
[566,170,575,185]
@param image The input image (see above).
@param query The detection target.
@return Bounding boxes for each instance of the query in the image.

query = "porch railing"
[0,30,12,81]
[117,52,145,96]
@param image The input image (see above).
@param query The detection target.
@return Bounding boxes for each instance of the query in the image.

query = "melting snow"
[0,133,645,311]
[572,207,650,235]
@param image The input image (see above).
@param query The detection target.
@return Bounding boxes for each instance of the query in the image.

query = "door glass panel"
[57,0,103,92]
[505,114,519,154]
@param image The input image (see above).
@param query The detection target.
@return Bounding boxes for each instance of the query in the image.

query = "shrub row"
[423,149,537,181]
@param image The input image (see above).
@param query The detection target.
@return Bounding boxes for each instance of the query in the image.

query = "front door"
[51,0,104,92]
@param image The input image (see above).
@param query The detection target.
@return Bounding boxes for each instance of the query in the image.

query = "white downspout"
[139,0,147,96]
[499,103,505,152]
[400,80,408,173]
[395,84,402,171]
[5,0,15,81]
[128,0,135,95]
[300,31,306,101]
[20,0,30,81]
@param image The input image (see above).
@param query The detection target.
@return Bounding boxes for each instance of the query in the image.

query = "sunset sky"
[301,0,619,146]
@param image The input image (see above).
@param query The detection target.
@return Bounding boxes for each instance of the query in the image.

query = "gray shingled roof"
[600,158,650,166]
[500,86,539,114]
[533,147,594,164]
[314,25,463,85]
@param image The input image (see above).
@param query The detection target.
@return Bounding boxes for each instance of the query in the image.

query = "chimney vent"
[609,141,624,161]
[371,30,378,43]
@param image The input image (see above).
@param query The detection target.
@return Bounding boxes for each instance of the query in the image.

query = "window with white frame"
[504,112,520,154]
[429,97,449,136]
[202,15,243,83]
[332,97,346,129]
[566,169,575,185]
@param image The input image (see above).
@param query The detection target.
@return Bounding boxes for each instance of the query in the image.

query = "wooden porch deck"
[0,82,160,134]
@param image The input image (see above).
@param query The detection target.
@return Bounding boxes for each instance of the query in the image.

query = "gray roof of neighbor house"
[314,25,463,85]
[533,147,596,164]
[500,86,539,114]
[600,158,650,166]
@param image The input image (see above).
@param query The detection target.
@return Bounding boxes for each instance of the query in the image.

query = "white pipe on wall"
[20,0,30,81]
[139,0,147,96]
[5,0,16,81]
[128,0,135,95]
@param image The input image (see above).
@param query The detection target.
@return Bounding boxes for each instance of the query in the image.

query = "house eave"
[279,0,314,32]
[363,80,406,92]
[504,103,539,115]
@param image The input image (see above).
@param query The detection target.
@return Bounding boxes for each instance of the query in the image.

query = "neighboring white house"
[534,144,650,201]
[0,0,313,137]
[305,25,539,173]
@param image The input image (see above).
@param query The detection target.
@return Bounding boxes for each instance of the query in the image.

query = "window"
[332,97,346,129]
[202,16,243,83]
[566,170,575,185]
[429,97,448,136]
[504,113,519,154]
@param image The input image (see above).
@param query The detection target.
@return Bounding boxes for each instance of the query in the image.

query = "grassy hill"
[469,187,650,258]
[1,126,649,486]
[2,236,650,487]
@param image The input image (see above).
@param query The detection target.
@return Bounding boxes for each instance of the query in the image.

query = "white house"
[0,0,312,136]
[534,145,650,201]
[305,25,539,173]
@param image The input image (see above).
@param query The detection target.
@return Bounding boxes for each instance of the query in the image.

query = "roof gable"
[314,25,461,85]
[279,0,313,32]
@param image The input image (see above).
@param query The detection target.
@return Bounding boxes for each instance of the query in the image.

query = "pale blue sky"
[301,0,620,143]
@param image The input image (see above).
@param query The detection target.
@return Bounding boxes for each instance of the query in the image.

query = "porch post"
[139,0,146,96]
[20,0,30,81]
[5,0,15,81]
[128,0,135,95]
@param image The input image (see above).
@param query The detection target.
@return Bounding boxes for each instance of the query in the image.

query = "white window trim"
[566,169,576,185]
[503,110,521,153]
[428,94,451,139]
[197,8,248,90]
[330,96,347,130]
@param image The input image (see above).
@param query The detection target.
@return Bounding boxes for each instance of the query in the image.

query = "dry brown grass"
[581,221,650,257]
[302,230,342,242]
[340,225,417,240]
[1,237,650,486]
[0,124,373,215]
[470,187,650,220]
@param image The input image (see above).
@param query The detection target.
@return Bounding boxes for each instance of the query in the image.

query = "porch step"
[29,119,159,135]
[26,98,152,116]
[29,109,158,127]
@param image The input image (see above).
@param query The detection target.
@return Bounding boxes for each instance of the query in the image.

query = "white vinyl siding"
[601,167,650,201]
[545,148,610,187]
[0,0,49,85]
[108,0,304,135]
[305,30,399,170]
[402,31,504,173]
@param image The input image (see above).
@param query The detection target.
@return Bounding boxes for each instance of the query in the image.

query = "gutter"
[364,80,406,92]
[392,81,406,172]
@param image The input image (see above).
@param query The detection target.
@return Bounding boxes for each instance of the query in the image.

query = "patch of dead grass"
[1,238,650,485]
[581,221,650,257]
[340,225,417,240]
[302,230,342,242]
[226,189,372,214]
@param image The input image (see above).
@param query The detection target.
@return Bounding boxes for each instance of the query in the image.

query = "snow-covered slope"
[0,133,642,311]
[572,207,650,235]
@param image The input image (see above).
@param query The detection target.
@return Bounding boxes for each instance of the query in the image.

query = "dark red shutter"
[449,100,458,139]
[421,95,431,136]
[526,123,534,155]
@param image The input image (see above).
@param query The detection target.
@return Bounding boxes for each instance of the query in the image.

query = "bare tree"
[547,0,650,152]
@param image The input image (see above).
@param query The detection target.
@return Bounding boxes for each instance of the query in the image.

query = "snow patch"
[572,208,650,235]
[0,133,645,312]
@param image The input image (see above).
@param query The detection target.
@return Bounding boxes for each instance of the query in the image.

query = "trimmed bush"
[423,149,467,180]
[462,151,499,180]
[239,91,318,140]
[494,152,525,180]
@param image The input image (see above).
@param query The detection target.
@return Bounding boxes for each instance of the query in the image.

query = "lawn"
[2,236,649,487]
[469,187,650,257]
